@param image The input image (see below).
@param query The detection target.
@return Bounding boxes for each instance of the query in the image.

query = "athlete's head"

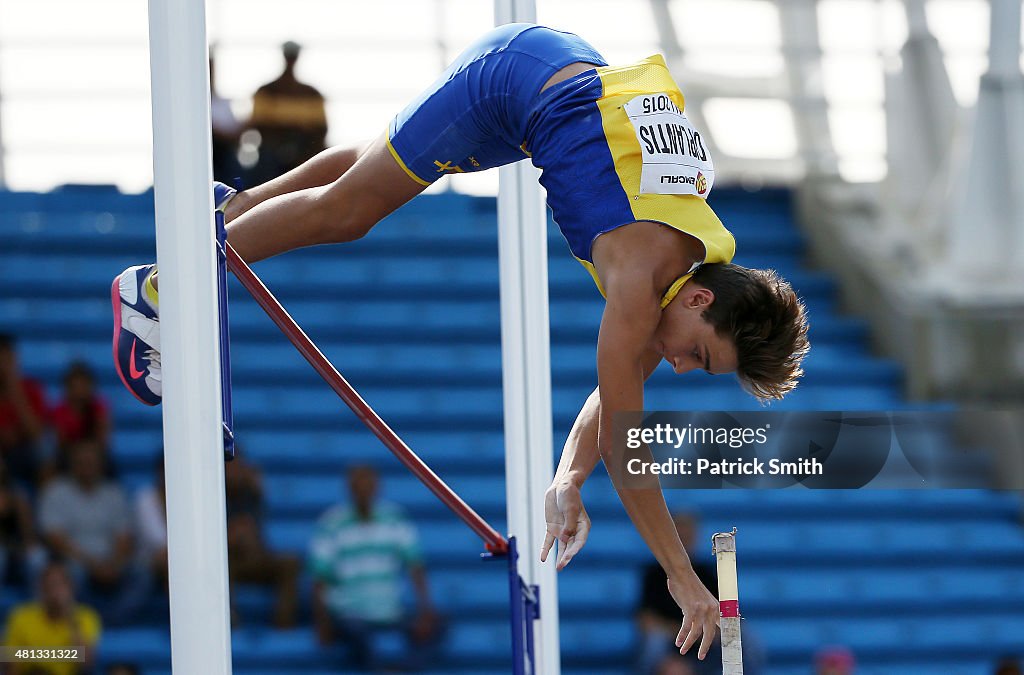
[654,263,809,401]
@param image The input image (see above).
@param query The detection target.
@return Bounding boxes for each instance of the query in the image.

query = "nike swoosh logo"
[129,340,147,380]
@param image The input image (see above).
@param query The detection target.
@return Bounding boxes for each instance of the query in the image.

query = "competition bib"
[623,93,714,197]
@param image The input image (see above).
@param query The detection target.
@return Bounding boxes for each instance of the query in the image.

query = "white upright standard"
[148,0,234,672]
[493,3,561,673]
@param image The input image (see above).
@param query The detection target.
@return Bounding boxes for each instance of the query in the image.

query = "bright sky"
[0,0,1008,193]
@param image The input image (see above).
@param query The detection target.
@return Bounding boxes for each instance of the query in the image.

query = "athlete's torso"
[525,54,736,305]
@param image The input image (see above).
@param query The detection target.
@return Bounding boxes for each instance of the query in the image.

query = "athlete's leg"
[224,141,372,222]
[115,135,422,405]
[225,133,425,262]
[151,138,388,289]
[114,23,602,405]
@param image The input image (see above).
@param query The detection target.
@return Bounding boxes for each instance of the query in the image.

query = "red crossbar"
[225,243,508,554]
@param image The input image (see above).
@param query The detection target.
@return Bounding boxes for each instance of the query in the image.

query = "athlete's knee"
[310,186,379,244]
[321,144,364,175]
[330,209,377,243]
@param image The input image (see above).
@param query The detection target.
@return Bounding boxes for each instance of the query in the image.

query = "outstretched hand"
[539,481,591,570]
[667,573,721,660]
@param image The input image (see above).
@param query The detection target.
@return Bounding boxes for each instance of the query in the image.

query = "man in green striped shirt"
[309,465,439,669]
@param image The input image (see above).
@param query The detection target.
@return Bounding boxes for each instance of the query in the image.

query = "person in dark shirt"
[636,512,764,674]
[224,453,300,628]
[0,458,45,589]
[636,512,717,674]
[210,53,244,186]
[247,41,328,185]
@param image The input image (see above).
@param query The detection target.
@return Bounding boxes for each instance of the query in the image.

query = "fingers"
[676,612,720,660]
[677,619,701,657]
[540,532,555,563]
[697,616,718,660]
[674,619,690,650]
[554,536,573,570]
[561,502,581,540]
[555,531,585,570]
[555,511,590,570]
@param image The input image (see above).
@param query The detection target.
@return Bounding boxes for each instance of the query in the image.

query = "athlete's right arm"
[541,349,662,569]
[554,348,663,484]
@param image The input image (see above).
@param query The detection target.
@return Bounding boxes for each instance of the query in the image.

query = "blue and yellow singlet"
[387,23,736,307]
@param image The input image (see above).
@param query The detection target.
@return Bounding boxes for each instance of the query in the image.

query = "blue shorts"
[386,23,607,185]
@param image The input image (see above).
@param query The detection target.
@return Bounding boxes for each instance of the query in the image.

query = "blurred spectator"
[43,440,116,489]
[0,458,45,589]
[38,443,145,624]
[0,335,48,488]
[815,646,856,675]
[635,512,763,675]
[225,453,299,628]
[995,657,1022,675]
[247,40,328,184]
[49,363,109,451]
[2,560,100,675]
[309,465,441,671]
[636,513,718,675]
[134,455,167,590]
[45,363,113,482]
[210,53,243,185]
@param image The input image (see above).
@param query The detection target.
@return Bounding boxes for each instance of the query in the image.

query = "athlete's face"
[653,285,738,376]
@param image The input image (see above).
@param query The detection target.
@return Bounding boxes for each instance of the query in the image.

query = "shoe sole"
[111,272,159,407]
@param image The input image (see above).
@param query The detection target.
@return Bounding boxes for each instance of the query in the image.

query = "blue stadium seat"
[4,187,1022,673]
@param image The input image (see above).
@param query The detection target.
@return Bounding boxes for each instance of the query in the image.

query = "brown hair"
[690,263,810,401]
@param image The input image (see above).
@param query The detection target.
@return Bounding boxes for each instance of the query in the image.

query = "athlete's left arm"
[551,347,664,488]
